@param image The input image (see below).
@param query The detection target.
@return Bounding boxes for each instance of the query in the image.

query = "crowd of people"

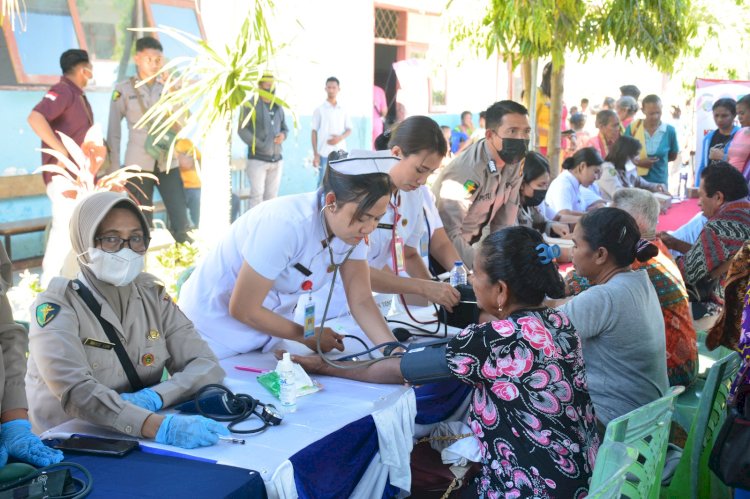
[2,46,749,496]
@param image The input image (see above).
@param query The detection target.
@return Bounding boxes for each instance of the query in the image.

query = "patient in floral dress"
[446,226,599,498]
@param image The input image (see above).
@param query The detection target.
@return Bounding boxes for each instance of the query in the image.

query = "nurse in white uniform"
[543,147,604,220]
[360,116,459,308]
[178,158,397,359]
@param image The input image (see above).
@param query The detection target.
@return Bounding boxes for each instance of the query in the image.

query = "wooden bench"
[0,174,49,268]
[0,174,168,269]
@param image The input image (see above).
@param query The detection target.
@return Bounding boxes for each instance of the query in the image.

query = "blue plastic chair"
[662,352,740,499]
[587,442,639,499]
[592,386,684,499]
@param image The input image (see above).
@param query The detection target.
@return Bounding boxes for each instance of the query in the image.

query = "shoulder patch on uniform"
[463,180,478,195]
[36,303,61,328]
[112,90,121,102]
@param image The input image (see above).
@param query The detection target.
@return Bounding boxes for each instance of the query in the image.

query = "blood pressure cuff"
[174,387,244,416]
[400,339,453,384]
[438,284,480,329]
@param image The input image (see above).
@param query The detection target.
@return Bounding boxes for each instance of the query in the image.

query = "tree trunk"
[521,58,532,109]
[527,58,538,152]
[548,61,565,178]
[198,114,232,247]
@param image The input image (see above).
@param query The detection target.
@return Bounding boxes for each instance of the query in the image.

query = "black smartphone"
[53,434,139,457]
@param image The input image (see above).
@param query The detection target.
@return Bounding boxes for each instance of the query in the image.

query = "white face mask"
[625,159,637,172]
[85,247,144,286]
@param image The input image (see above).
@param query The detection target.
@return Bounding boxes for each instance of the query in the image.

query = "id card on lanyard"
[294,263,316,338]
[390,195,406,273]
[303,296,315,338]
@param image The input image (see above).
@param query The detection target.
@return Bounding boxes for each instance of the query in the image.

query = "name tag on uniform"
[394,235,406,273]
[303,298,315,339]
[83,338,115,350]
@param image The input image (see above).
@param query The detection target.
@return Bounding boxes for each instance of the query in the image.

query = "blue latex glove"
[155,414,229,449]
[120,388,163,412]
[0,420,64,467]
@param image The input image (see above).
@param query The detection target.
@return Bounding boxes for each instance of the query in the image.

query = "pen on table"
[234,365,270,374]
[219,436,246,445]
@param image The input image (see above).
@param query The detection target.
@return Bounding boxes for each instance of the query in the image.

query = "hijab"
[70,192,150,322]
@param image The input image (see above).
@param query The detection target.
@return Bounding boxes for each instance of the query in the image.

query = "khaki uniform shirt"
[107,77,175,172]
[0,246,28,414]
[431,139,523,268]
[26,273,224,436]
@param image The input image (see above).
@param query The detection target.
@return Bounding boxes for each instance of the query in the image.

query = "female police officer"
[178,157,398,359]
[26,192,227,449]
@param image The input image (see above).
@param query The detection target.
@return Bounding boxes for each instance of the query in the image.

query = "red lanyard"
[389,195,404,272]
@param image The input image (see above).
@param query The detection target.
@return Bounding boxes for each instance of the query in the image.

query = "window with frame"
[143,0,205,60]
[1,0,86,85]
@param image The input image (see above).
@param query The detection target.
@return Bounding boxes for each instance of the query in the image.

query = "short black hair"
[460,110,472,120]
[326,76,340,86]
[484,100,528,131]
[581,98,589,105]
[478,226,566,304]
[562,147,603,170]
[578,207,658,267]
[60,49,89,74]
[569,112,586,129]
[642,94,661,107]
[374,115,447,157]
[712,97,737,115]
[478,111,486,119]
[522,151,550,185]
[136,36,163,53]
[619,84,641,100]
[701,162,749,202]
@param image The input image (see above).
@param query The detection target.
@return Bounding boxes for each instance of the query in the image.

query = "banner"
[694,78,750,185]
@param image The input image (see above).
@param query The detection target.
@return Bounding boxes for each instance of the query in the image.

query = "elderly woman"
[615,96,638,130]
[558,207,669,427]
[612,189,697,387]
[284,226,600,497]
[586,109,620,159]
[0,246,63,467]
[26,192,227,449]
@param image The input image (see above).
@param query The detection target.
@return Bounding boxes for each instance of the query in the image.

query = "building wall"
[0,0,508,260]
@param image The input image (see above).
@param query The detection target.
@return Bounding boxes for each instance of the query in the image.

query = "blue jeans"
[317,157,328,187]
[184,188,201,227]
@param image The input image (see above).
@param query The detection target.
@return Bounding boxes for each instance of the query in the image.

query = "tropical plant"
[133,0,287,244]
[34,124,157,200]
[449,0,700,176]
[1,0,25,31]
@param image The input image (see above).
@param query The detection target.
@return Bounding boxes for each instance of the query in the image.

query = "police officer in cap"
[431,100,531,269]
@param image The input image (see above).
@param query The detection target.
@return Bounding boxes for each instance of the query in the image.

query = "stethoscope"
[314,192,407,369]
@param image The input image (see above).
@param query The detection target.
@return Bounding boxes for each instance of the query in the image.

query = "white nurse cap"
[328,149,398,175]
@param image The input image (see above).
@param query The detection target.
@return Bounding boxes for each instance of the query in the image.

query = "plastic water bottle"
[277,352,297,413]
[449,261,468,287]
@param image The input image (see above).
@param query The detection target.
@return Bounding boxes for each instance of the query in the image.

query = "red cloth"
[32,76,93,184]
[656,198,700,232]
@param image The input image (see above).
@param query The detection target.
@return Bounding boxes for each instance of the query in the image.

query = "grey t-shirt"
[560,270,669,425]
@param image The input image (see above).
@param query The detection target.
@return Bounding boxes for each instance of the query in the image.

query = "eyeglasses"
[95,235,150,254]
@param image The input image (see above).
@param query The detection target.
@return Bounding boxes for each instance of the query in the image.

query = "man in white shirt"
[311,77,353,185]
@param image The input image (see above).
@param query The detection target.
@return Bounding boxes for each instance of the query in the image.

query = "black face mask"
[523,188,547,207]
[498,138,530,164]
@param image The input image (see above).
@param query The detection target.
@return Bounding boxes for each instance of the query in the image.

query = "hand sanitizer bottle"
[278,352,297,413]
